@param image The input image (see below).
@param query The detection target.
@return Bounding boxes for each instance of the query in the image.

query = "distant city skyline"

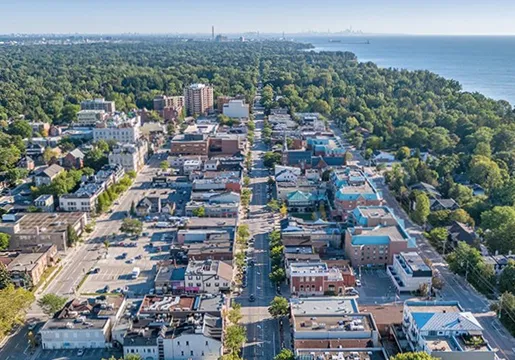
[2,0,515,35]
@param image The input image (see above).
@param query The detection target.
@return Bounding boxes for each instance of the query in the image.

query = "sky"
[2,0,515,35]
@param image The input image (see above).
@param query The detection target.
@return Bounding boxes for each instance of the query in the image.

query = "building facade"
[184,84,214,116]
[222,100,249,118]
[80,98,116,113]
[108,140,149,172]
[387,252,433,293]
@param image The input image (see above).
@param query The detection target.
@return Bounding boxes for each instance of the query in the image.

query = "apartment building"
[387,252,433,293]
[400,301,495,360]
[93,113,141,143]
[184,260,232,294]
[288,262,346,296]
[80,98,116,113]
[77,110,107,127]
[184,84,214,116]
[108,140,148,172]
[153,95,185,122]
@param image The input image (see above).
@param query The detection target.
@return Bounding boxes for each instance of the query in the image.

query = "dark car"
[249,294,256,302]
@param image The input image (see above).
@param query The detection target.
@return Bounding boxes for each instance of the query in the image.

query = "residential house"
[62,149,85,170]
[17,156,35,171]
[184,260,232,294]
[136,197,162,216]
[34,194,55,212]
[429,198,460,211]
[447,221,478,248]
[34,164,65,187]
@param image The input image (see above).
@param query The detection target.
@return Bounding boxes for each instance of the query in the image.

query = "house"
[33,194,55,212]
[184,260,232,294]
[429,198,460,211]
[275,168,299,182]
[409,182,441,199]
[40,296,125,350]
[447,221,478,247]
[399,301,495,360]
[136,196,162,216]
[373,151,397,165]
[17,156,35,171]
[470,184,486,197]
[203,159,220,171]
[62,148,85,169]
[34,164,64,187]
[386,252,432,293]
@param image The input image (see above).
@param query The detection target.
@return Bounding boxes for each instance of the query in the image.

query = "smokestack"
[212,26,215,40]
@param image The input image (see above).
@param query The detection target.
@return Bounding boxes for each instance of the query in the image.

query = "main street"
[330,121,515,359]
[237,104,282,359]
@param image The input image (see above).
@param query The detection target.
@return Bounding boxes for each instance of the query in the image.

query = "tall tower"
[212,26,215,40]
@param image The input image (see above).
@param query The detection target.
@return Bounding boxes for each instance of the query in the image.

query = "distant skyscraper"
[212,26,215,40]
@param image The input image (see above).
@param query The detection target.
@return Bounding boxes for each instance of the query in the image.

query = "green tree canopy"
[268,296,289,318]
[37,293,67,317]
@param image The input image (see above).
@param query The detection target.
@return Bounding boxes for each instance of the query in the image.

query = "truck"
[131,267,140,279]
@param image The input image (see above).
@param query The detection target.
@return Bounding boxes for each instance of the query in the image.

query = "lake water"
[294,35,515,105]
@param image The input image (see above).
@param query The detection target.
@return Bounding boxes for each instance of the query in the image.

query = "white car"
[77,349,85,357]
[355,279,362,287]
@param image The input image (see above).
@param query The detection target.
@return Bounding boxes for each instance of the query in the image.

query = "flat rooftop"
[7,253,44,272]
[398,252,431,273]
[185,217,237,229]
[296,348,386,360]
[1,212,85,234]
[294,314,373,332]
[350,225,410,245]
[356,206,394,219]
[405,301,462,314]
[139,294,224,314]
[291,297,358,317]
[42,318,108,331]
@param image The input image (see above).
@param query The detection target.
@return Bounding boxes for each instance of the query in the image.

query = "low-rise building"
[62,149,85,170]
[222,99,249,118]
[208,134,244,157]
[171,134,209,156]
[93,113,141,143]
[80,98,116,113]
[387,252,433,293]
[288,262,346,296]
[286,190,326,213]
[77,110,107,127]
[33,194,55,212]
[41,296,125,350]
[34,164,65,187]
[0,212,88,251]
[184,260,232,294]
[185,201,238,218]
[2,245,57,289]
[108,140,148,172]
[400,301,495,360]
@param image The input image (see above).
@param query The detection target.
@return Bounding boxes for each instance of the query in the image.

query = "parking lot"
[38,348,121,360]
[80,225,175,296]
[355,268,414,304]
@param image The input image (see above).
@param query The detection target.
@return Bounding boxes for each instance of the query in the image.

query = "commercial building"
[185,201,238,218]
[184,260,232,294]
[222,99,249,118]
[171,134,209,156]
[288,262,346,296]
[40,296,125,350]
[387,252,433,293]
[153,95,185,122]
[217,95,246,113]
[93,113,141,143]
[290,297,382,357]
[0,212,88,251]
[80,98,116,113]
[2,245,57,289]
[108,140,148,172]
[77,110,107,127]
[208,134,245,157]
[184,84,214,116]
[400,301,495,360]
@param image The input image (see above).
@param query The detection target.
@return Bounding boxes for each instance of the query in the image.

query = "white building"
[184,260,232,294]
[183,159,203,175]
[401,301,495,360]
[274,165,301,177]
[108,140,149,172]
[93,113,141,143]
[222,100,249,119]
[275,168,299,182]
[77,110,107,127]
[387,252,433,293]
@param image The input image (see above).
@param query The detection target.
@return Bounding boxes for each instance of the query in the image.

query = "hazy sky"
[2,0,515,35]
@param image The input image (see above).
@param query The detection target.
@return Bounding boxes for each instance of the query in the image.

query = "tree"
[267,199,280,212]
[120,218,143,235]
[0,264,12,289]
[94,139,110,153]
[0,285,34,337]
[344,151,353,164]
[224,325,246,355]
[412,193,430,224]
[159,160,169,170]
[280,203,288,217]
[274,349,295,360]
[60,104,80,123]
[127,170,137,179]
[263,152,281,168]
[227,303,243,325]
[431,276,444,291]
[243,176,251,187]
[427,210,451,227]
[449,209,474,226]
[43,147,59,164]
[67,225,79,247]
[499,260,515,294]
[5,168,28,184]
[425,227,448,253]
[468,155,504,191]
[8,120,33,138]
[37,293,67,317]
[0,145,21,171]
[237,224,250,240]
[396,146,411,160]
[0,233,9,251]
[268,296,289,318]
[103,239,110,251]
[390,353,438,360]
[192,206,206,217]
[84,148,108,171]
[269,268,286,284]
[481,206,515,254]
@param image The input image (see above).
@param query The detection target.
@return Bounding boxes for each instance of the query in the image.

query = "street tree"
[159,161,169,170]
[267,199,280,212]
[274,349,295,360]
[412,192,430,224]
[499,259,515,294]
[243,176,251,187]
[280,203,288,217]
[0,233,9,251]
[390,353,438,360]
[0,264,12,289]
[268,296,289,318]
[120,218,143,235]
[224,325,246,355]
[67,225,79,247]
[38,293,67,317]
[227,303,243,325]
[269,268,286,284]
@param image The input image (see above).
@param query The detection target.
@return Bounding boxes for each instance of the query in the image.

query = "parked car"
[355,279,362,287]
[249,294,256,302]
[77,349,84,357]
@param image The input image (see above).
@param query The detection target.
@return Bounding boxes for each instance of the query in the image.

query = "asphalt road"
[330,121,515,359]
[236,109,282,359]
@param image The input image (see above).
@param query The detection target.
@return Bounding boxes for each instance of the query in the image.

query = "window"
[205,341,209,346]
[186,341,189,346]
[181,351,184,356]
[177,341,180,346]
[215,283,219,287]
[202,351,205,356]
[197,283,201,287]
[191,350,194,356]
[206,283,211,287]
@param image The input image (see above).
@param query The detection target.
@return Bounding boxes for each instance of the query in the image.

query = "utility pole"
[498,294,503,319]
